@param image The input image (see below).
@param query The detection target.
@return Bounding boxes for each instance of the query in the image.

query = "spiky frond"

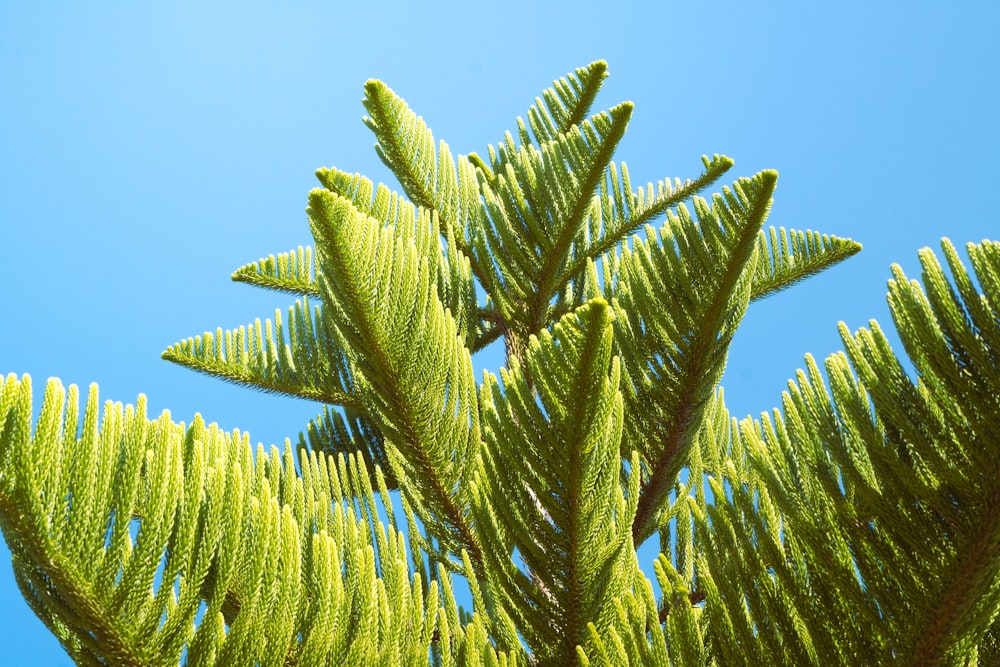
[474,299,638,665]
[473,63,734,330]
[552,156,736,319]
[231,245,320,297]
[299,406,395,491]
[611,171,778,543]
[162,297,361,409]
[364,61,741,360]
[472,61,612,183]
[0,374,521,666]
[307,188,483,570]
[521,60,609,148]
[471,103,633,341]
[361,81,487,286]
[577,552,712,666]
[750,227,862,300]
[314,166,480,350]
[685,239,1000,665]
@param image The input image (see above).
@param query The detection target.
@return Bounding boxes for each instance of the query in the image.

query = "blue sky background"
[2,1,998,663]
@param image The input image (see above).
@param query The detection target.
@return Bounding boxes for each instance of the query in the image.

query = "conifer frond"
[475,299,638,665]
[575,554,709,666]
[361,63,736,357]
[690,239,1000,664]
[611,171,778,543]
[555,155,735,309]
[750,227,862,301]
[471,103,633,340]
[231,245,320,297]
[307,189,483,569]
[471,61,611,182]
[653,554,710,666]
[0,375,517,665]
[652,388,735,590]
[471,316,504,354]
[466,61,608,185]
[299,405,396,491]
[162,297,361,409]
[315,166,480,351]
[522,60,609,147]
[361,81,487,283]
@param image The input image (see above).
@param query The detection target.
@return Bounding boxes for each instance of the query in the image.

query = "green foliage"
[3,60,999,666]
[475,300,635,665]
[0,376,511,666]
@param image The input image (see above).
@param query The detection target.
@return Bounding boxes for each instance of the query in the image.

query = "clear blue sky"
[2,1,998,663]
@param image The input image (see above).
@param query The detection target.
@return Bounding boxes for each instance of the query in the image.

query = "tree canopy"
[1,61,998,666]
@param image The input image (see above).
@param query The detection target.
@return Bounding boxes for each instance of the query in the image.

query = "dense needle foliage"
[2,61,999,666]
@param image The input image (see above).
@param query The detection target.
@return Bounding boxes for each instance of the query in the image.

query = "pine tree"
[2,60,999,666]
